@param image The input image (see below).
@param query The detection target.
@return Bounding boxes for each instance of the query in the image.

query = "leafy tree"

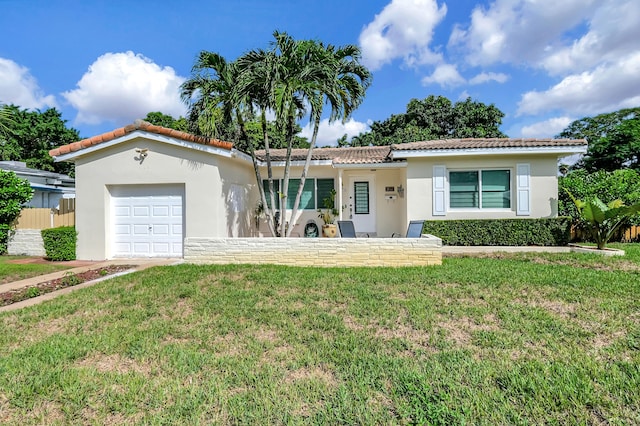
[0,105,79,175]
[182,32,371,237]
[143,112,189,132]
[0,170,33,253]
[350,95,506,146]
[566,192,640,249]
[559,169,640,224]
[558,107,640,171]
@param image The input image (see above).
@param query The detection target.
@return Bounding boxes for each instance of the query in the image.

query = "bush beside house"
[41,226,77,260]
[0,169,33,254]
[423,218,571,246]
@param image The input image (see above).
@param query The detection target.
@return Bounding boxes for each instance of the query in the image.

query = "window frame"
[447,168,512,211]
[262,177,335,211]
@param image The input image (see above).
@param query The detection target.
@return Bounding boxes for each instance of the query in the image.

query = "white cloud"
[518,117,574,138]
[300,118,369,147]
[421,63,465,87]
[0,58,57,109]
[449,0,599,68]
[517,52,640,116]
[541,0,640,75]
[359,0,447,71]
[468,72,508,85]
[62,51,186,125]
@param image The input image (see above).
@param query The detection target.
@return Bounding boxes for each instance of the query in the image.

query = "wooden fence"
[14,198,75,229]
[571,225,640,243]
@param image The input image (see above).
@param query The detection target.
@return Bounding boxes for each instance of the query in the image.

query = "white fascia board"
[391,146,588,159]
[260,159,334,168]
[332,162,407,169]
[230,149,254,164]
[53,130,234,162]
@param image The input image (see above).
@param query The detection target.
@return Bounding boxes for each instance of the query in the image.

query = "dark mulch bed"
[1,265,136,307]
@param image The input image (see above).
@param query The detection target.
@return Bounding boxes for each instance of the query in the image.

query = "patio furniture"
[337,220,357,238]
[393,220,425,238]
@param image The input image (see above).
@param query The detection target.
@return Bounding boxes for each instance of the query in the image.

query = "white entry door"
[111,185,184,258]
[348,176,376,235]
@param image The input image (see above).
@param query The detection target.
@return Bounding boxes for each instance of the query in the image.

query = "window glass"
[316,179,335,209]
[287,178,315,210]
[481,170,510,208]
[449,171,479,208]
[354,181,369,214]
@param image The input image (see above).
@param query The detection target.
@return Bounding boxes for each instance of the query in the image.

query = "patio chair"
[392,220,425,238]
[337,220,357,238]
[338,220,370,238]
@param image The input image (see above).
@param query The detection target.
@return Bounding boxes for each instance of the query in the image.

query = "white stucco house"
[49,120,586,260]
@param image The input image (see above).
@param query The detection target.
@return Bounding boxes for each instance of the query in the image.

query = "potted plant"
[318,189,339,237]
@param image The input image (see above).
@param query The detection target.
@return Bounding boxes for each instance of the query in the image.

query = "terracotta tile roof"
[256,146,398,164]
[49,120,233,157]
[391,138,587,151]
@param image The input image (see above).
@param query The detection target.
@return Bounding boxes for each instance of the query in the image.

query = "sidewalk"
[0,258,180,312]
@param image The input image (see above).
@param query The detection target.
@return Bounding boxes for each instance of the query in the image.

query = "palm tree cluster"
[180,31,372,237]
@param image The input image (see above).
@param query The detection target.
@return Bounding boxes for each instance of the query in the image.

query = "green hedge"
[41,226,77,261]
[423,218,571,246]
[0,224,10,255]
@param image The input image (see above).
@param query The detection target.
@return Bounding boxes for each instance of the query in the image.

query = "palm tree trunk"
[287,115,321,237]
[280,109,296,237]
[260,109,278,236]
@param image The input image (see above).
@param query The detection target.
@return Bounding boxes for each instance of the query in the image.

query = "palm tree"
[237,32,372,237]
[0,103,14,136]
[181,51,278,236]
[287,41,372,236]
[182,32,372,237]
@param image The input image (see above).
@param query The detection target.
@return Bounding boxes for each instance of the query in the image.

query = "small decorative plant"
[566,191,640,249]
[318,189,339,225]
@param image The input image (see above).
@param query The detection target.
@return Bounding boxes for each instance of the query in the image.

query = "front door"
[348,175,376,235]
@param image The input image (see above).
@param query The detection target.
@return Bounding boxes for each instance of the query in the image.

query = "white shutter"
[516,163,531,216]
[433,165,446,216]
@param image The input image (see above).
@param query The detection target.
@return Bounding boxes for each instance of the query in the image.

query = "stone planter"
[322,224,338,238]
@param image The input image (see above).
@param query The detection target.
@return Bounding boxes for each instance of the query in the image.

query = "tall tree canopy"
[349,95,506,146]
[143,112,189,132]
[558,107,640,172]
[0,105,79,175]
[181,31,371,237]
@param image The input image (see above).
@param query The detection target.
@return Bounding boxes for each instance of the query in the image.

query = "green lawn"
[1,244,639,424]
[0,256,73,285]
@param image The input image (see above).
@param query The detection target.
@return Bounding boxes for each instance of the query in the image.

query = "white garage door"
[111,185,184,258]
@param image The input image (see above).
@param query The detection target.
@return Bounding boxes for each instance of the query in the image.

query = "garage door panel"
[133,224,150,235]
[133,206,150,216]
[153,205,170,217]
[111,185,183,258]
[114,224,131,235]
[152,224,169,236]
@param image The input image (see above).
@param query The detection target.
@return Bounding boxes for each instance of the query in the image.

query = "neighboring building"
[0,161,75,209]
[49,120,587,260]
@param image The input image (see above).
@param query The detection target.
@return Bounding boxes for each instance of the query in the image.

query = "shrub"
[41,226,77,261]
[0,224,10,255]
[559,169,640,225]
[423,218,571,246]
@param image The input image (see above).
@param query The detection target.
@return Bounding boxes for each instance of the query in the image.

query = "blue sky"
[1,0,639,146]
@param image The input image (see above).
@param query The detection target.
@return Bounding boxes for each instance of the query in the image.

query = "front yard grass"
[1,244,639,424]
[0,256,73,285]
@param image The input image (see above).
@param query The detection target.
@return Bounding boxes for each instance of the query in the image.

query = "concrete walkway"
[0,258,180,312]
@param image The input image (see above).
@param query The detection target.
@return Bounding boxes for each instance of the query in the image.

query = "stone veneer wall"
[184,236,442,267]
[7,229,46,257]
